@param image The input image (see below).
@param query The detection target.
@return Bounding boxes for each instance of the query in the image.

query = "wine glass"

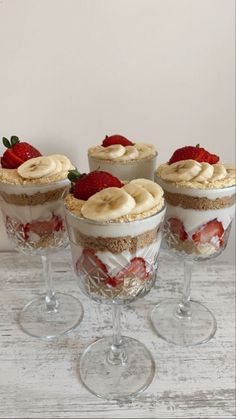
[65,204,166,400]
[0,179,83,339]
[151,177,236,346]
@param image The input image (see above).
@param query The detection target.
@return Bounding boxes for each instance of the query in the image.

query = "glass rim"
[154,174,236,193]
[64,202,166,226]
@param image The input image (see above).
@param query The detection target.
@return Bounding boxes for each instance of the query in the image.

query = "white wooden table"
[0,249,235,418]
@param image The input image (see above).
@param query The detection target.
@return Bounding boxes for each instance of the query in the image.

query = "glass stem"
[107,305,127,365]
[177,259,193,318]
[41,255,58,312]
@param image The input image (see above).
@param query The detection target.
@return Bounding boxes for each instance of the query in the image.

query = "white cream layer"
[88,154,158,181]
[1,200,64,224]
[166,203,235,234]
[66,206,165,239]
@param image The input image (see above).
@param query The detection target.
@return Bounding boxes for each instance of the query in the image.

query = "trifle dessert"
[65,169,165,302]
[0,135,83,339]
[64,169,165,400]
[0,136,74,252]
[155,145,236,259]
[88,134,158,180]
[151,144,236,346]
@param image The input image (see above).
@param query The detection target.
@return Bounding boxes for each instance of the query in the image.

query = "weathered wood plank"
[0,250,235,418]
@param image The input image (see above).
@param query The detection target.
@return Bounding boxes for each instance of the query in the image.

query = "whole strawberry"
[102,134,134,147]
[68,169,124,200]
[1,136,42,169]
[169,144,219,165]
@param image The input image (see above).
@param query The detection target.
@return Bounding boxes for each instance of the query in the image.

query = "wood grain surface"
[0,249,235,418]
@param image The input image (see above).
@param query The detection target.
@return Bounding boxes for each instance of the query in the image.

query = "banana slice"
[134,143,157,158]
[209,164,227,182]
[50,154,73,171]
[91,144,125,160]
[115,146,139,161]
[123,183,155,214]
[17,156,57,179]
[193,162,214,182]
[130,178,163,204]
[81,187,136,221]
[160,160,202,182]
[224,164,236,180]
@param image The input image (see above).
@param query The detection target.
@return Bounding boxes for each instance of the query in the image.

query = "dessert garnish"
[1,136,42,169]
[68,169,124,201]
[168,144,219,165]
[102,134,134,147]
[192,219,224,244]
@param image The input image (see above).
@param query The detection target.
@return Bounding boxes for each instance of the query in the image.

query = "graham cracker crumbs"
[73,227,160,254]
[164,191,235,210]
[0,186,69,206]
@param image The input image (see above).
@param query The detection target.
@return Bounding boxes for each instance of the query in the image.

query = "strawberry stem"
[10,136,19,146]
[68,169,84,182]
[2,137,11,148]
[2,136,20,149]
[196,143,200,148]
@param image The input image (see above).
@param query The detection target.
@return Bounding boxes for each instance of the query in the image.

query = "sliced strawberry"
[77,248,111,283]
[168,145,219,165]
[115,257,148,281]
[102,134,134,147]
[192,219,224,243]
[26,215,64,237]
[168,217,188,241]
[1,136,41,169]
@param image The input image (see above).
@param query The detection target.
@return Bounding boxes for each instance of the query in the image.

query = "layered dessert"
[64,169,165,302]
[155,145,236,258]
[0,136,74,252]
[88,134,158,180]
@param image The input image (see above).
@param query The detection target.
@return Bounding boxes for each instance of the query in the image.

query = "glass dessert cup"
[65,206,166,400]
[88,153,158,181]
[151,178,236,346]
[0,179,83,339]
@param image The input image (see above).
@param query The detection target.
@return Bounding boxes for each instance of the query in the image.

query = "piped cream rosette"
[159,160,235,183]
[88,143,157,162]
[81,179,164,221]
[17,155,73,179]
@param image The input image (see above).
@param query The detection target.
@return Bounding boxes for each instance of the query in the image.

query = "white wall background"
[0,0,235,262]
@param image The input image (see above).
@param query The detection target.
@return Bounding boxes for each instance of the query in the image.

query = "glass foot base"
[19,293,83,340]
[79,336,155,401]
[151,298,217,346]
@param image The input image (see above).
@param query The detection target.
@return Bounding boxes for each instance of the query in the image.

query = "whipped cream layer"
[0,199,64,224]
[156,161,236,189]
[88,153,158,181]
[66,205,165,239]
[166,203,235,234]
[88,143,157,162]
[0,154,74,185]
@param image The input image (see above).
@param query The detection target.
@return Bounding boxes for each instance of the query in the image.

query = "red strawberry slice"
[1,136,41,169]
[167,217,188,241]
[192,219,224,243]
[26,215,64,237]
[102,134,134,147]
[115,257,148,281]
[77,248,110,283]
[71,170,123,200]
[168,145,219,165]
